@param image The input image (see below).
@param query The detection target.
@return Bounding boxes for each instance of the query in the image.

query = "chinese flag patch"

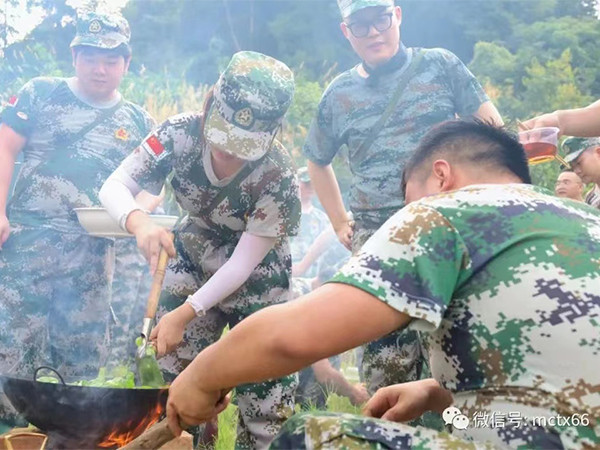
[8,95,17,106]
[145,135,164,157]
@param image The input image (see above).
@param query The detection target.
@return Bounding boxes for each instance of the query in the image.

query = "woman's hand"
[127,210,176,274]
[150,304,196,357]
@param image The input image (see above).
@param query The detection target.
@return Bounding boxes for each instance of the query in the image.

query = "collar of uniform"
[363,43,408,86]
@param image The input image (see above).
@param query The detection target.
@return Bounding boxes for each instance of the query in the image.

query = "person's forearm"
[185,233,276,315]
[473,101,504,126]
[135,190,164,213]
[186,283,409,393]
[557,100,600,137]
[0,150,16,215]
[299,228,336,270]
[307,161,350,229]
[422,378,453,414]
[99,168,144,230]
[312,359,356,399]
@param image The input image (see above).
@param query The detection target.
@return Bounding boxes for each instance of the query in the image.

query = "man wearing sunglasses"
[302,0,503,404]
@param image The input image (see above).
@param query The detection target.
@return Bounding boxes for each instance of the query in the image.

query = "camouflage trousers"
[269,412,495,449]
[158,291,297,450]
[105,239,151,368]
[351,225,429,394]
[0,226,112,427]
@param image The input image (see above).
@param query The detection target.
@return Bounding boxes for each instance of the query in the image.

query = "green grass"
[213,351,363,449]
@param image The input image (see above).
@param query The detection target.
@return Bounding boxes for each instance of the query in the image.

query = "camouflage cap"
[337,0,395,18]
[204,51,294,161]
[70,12,131,50]
[298,167,311,183]
[562,137,600,164]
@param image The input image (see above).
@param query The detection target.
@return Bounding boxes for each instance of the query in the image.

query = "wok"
[0,367,168,448]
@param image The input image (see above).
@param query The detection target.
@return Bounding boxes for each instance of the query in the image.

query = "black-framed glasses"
[346,13,393,38]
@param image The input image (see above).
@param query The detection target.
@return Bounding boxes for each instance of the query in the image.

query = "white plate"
[73,207,179,238]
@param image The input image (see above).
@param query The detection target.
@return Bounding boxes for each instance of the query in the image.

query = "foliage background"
[2,0,600,190]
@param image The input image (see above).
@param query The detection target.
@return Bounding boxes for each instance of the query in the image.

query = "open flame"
[97,400,164,448]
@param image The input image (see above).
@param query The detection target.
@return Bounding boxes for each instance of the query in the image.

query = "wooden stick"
[517,119,530,131]
[145,247,170,320]
[119,419,174,450]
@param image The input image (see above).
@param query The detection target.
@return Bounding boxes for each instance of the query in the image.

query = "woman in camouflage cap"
[100,51,299,448]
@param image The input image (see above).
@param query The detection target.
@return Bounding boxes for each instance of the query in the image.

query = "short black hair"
[402,119,531,196]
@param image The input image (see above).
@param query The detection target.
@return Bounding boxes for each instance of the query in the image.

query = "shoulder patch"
[142,134,165,159]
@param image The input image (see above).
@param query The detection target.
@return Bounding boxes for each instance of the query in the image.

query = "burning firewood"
[119,418,190,450]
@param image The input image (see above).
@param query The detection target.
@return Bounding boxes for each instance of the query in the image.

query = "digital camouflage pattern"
[561,136,600,165]
[70,12,131,50]
[0,76,154,426]
[304,47,489,229]
[585,184,600,209]
[0,227,112,426]
[337,0,395,19]
[269,412,495,449]
[106,239,152,367]
[290,207,330,277]
[304,46,489,400]
[3,77,154,233]
[118,111,300,448]
[205,51,295,161]
[331,184,600,449]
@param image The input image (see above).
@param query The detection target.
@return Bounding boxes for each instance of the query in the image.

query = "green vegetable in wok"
[36,364,166,389]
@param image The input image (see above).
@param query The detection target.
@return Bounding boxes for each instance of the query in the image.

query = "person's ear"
[123,56,131,74]
[71,48,77,67]
[340,21,351,40]
[395,6,402,26]
[431,159,453,191]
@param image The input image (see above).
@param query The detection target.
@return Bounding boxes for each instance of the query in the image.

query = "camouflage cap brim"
[204,104,273,161]
[563,149,586,164]
[562,136,600,164]
[338,0,395,18]
[70,32,129,49]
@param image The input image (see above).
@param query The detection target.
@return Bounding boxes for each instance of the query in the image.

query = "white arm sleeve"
[185,232,278,315]
[99,166,144,230]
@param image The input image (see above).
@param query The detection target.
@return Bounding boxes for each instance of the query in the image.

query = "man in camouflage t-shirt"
[562,137,600,209]
[0,12,154,428]
[159,120,599,450]
[303,0,503,395]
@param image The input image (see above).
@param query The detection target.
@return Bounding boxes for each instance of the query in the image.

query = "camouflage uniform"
[115,52,300,449]
[585,185,600,209]
[270,412,495,449]
[0,76,153,423]
[106,239,153,366]
[304,43,489,395]
[284,184,600,449]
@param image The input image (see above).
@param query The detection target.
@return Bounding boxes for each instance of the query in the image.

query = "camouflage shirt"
[118,112,300,310]
[2,77,154,233]
[585,184,600,209]
[304,47,489,226]
[332,184,600,448]
[120,112,300,239]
